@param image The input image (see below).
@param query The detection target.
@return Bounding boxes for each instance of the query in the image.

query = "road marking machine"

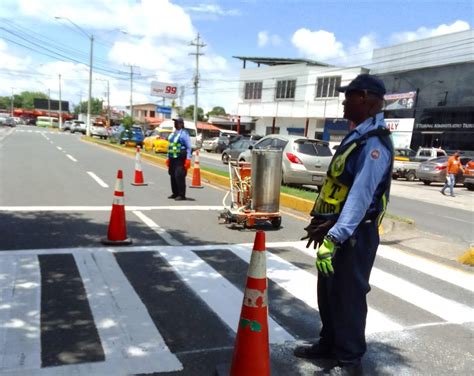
[219,149,283,229]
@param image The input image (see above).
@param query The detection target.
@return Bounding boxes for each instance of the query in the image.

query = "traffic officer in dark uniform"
[294,74,394,376]
[166,117,192,201]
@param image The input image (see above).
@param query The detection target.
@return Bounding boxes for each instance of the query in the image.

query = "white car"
[91,123,108,139]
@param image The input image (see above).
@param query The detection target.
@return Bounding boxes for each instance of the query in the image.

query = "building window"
[315,76,341,98]
[244,81,262,100]
[276,79,296,99]
[150,110,155,118]
[265,126,280,135]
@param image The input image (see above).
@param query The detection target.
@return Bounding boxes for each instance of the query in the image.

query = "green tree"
[180,105,205,121]
[206,106,226,117]
[0,91,49,110]
[74,98,104,115]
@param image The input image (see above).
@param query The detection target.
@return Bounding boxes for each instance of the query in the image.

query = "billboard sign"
[150,81,178,99]
[386,118,415,148]
[34,98,70,112]
[384,91,417,111]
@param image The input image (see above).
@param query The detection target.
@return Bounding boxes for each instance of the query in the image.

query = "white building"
[234,57,367,138]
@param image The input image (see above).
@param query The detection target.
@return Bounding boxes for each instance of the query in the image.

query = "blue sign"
[156,106,172,115]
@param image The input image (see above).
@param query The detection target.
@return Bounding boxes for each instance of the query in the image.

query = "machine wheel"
[422,180,431,185]
[392,174,398,180]
[406,171,416,181]
[271,217,282,229]
[222,153,229,164]
[465,183,474,191]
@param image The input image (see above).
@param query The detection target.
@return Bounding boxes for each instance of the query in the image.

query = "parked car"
[202,137,220,152]
[416,156,471,185]
[110,125,144,147]
[71,120,87,134]
[462,160,474,191]
[412,147,447,162]
[221,138,256,164]
[238,134,332,187]
[143,129,173,153]
[158,119,198,150]
[90,123,109,139]
[61,120,73,131]
[4,117,16,127]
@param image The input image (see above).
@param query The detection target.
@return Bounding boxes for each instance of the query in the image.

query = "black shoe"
[440,190,446,196]
[174,196,186,201]
[293,343,334,360]
[450,194,455,197]
[328,363,363,376]
[168,194,177,199]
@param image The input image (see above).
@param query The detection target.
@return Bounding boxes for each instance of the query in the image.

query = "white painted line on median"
[66,154,77,162]
[441,215,472,224]
[0,205,223,212]
[132,211,182,246]
[74,251,183,374]
[157,246,295,344]
[87,172,109,188]
[56,146,62,151]
[0,255,41,373]
[377,245,474,292]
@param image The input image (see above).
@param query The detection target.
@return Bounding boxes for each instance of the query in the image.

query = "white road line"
[56,146,62,151]
[132,211,182,246]
[377,245,474,292]
[0,255,41,373]
[0,205,223,212]
[66,154,77,162]
[86,172,109,188]
[230,245,403,334]
[441,215,472,224]
[157,246,295,344]
[74,251,182,374]
[370,268,474,323]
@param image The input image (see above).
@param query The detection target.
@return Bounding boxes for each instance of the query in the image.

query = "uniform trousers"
[317,220,379,364]
[168,155,187,198]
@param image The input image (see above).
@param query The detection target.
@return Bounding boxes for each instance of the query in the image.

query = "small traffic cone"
[131,146,147,186]
[102,170,132,245]
[229,230,270,376]
[190,149,203,189]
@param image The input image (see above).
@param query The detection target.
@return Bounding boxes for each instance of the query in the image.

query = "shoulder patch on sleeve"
[370,149,380,160]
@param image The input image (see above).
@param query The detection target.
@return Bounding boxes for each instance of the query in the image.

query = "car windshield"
[396,149,416,157]
[295,140,332,156]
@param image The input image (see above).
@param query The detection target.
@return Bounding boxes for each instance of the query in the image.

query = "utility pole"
[10,87,14,117]
[125,64,138,120]
[190,33,205,128]
[179,85,185,111]
[48,88,51,122]
[87,35,94,136]
[107,80,111,126]
[58,74,62,129]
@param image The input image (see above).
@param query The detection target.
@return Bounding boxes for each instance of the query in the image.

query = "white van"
[158,119,198,149]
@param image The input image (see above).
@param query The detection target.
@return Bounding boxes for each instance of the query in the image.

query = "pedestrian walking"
[295,74,394,376]
[441,151,464,197]
[165,117,192,201]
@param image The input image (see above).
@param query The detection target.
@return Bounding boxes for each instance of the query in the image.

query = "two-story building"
[234,56,367,139]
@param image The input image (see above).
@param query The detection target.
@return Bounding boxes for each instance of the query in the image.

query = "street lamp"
[55,16,94,137]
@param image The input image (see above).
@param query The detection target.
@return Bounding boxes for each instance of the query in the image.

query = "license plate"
[312,175,323,182]
[423,167,430,171]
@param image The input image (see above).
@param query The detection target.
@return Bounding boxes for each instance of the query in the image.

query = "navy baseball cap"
[337,74,386,99]
[172,117,184,124]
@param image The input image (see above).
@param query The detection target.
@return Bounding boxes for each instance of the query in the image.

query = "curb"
[458,246,474,266]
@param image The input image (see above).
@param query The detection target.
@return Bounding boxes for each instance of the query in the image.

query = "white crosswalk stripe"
[0,242,472,375]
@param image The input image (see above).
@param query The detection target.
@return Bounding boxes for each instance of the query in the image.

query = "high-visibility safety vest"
[311,127,394,225]
[167,130,185,158]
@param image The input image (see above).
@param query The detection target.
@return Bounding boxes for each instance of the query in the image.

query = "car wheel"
[392,174,398,180]
[465,183,474,191]
[422,180,431,185]
[222,153,229,164]
[406,171,416,181]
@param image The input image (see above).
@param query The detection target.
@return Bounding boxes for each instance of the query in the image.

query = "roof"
[233,56,332,67]
[197,122,221,131]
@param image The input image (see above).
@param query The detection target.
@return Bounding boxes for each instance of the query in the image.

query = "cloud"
[187,3,241,16]
[390,20,470,44]
[257,31,282,48]
[291,28,345,61]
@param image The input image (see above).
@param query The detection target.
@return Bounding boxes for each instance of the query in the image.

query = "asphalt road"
[0,126,473,376]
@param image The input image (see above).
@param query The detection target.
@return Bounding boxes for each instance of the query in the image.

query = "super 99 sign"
[150,81,178,99]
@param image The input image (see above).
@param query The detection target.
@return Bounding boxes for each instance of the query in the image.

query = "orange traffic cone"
[102,170,132,245]
[230,230,270,376]
[131,146,147,186]
[190,149,203,189]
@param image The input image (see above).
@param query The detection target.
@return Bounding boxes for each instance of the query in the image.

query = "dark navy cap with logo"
[337,74,386,99]
[172,117,184,124]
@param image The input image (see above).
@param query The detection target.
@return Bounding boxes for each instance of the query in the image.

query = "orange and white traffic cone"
[190,149,203,189]
[230,230,270,376]
[131,146,147,186]
[102,170,132,245]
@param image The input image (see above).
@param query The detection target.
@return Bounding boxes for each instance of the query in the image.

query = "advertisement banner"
[386,118,415,148]
[384,91,417,110]
[150,81,178,99]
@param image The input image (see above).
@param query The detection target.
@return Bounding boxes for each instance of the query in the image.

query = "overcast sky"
[0,0,472,113]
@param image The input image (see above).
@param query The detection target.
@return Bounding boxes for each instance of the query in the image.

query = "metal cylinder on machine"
[251,149,282,212]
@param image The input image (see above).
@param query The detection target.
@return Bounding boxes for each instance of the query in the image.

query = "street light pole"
[10,87,14,117]
[48,88,51,121]
[58,74,62,129]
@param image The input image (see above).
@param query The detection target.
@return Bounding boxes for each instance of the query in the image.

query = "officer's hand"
[315,237,336,276]
[301,218,335,249]
[184,159,191,170]
[165,158,170,168]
